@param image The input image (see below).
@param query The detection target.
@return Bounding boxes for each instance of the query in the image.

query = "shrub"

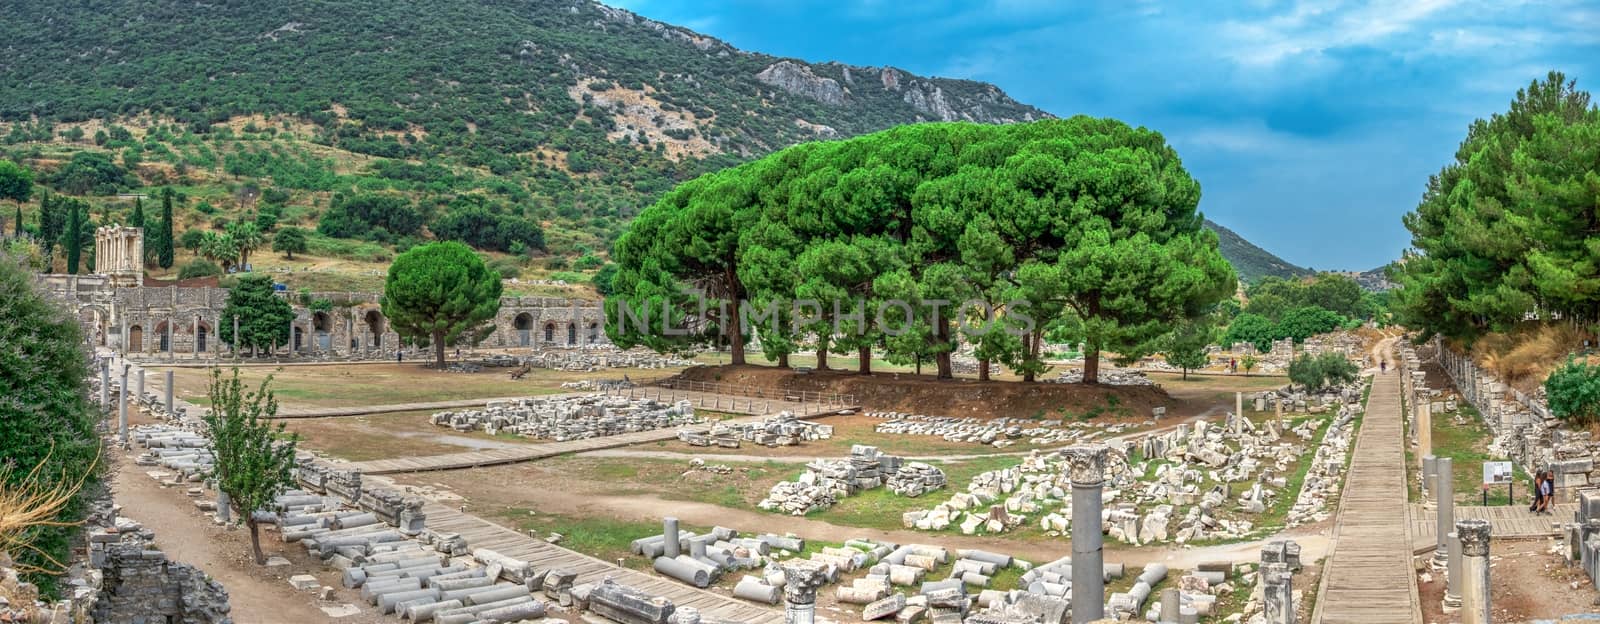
[486,256,523,280]
[1288,351,1359,392]
[431,204,544,253]
[317,193,423,239]
[1275,306,1346,343]
[1546,358,1600,426]
[545,256,569,270]
[572,253,602,270]
[178,258,223,280]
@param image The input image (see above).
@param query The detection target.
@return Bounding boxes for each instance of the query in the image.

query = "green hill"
[1205,219,1312,283]
[0,0,1298,288]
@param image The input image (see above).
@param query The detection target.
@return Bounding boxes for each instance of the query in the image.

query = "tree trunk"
[1182,367,1189,380]
[777,352,790,369]
[1023,330,1043,383]
[934,320,953,380]
[433,329,446,369]
[978,359,990,382]
[1084,342,1101,384]
[726,310,744,366]
[915,358,922,376]
[858,344,871,374]
[247,517,264,565]
[816,337,830,370]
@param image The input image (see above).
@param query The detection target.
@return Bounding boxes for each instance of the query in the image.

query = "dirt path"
[110,445,382,624]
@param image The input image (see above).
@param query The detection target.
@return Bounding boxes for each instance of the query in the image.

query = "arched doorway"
[128,325,144,353]
[196,321,209,352]
[364,310,384,349]
[79,308,107,346]
[543,322,555,344]
[155,321,170,352]
[293,326,304,352]
[567,323,576,345]
[313,312,332,351]
[588,322,599,344]
[514,313,534,347]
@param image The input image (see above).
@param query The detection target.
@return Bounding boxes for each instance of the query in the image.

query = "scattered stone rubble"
[868,412,1140,448]
[902,380,1367,541]
[1047,369,1156,386]
[431,394,701,441]
[758,446,943,515]
[678,412,832,448]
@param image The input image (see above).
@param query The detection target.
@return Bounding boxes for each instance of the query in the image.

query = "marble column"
[1262,562,1293,624]
[232,314,240,358]
[1444,530,1462,610]
[99,358,109,410]
[136,368,145,402]
[1159,587,1180,624]
[165,370,174,415]
[1418,400,1432,472]
[1435,457,1454,566]
[1457,519,1491,624]
[118,364,129,446]
[663,517,681,558]
[1422,455,1436,501]
[780,560,828,624]
[193,315,200,356]
[1234,392,1244,435]
[217,489,231,524]
[1066,444,1108,623]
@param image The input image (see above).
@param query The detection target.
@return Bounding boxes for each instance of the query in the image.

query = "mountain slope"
[1205,219,1312,283]
[0,0,1296,285]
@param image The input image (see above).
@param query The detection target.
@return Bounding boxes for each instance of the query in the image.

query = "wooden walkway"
[1409,502,1574,549]
[345,404,855,475]
[1312,366,1423,624]
[419,501,785,623]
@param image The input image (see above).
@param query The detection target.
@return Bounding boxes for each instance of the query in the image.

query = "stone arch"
[128,325,144,353]
[196,319,211,353]
[587,322,599,344]
[78,305,109,347]
[514,313,534,347]
[543,322,555,344]
[566,323,576,345]
[363,310,384,349]
[313,311,333,351]
[154,320,171,352]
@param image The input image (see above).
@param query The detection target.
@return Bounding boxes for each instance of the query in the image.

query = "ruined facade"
[44,229,608,357]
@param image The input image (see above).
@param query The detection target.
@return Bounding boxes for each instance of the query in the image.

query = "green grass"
[1422,402,1531,506]
[501,509,691,570]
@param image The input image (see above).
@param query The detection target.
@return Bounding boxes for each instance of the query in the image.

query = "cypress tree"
[11,204,19,237]
[157,190,175,269]
[65,200,82,274]
[130,197,144,230]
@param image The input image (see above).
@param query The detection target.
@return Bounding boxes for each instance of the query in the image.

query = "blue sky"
[609,0,1600,270]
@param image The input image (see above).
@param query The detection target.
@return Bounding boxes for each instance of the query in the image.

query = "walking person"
[1530,471,1546,512]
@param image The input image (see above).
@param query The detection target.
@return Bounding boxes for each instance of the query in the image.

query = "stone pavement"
[1311,362,1423,624]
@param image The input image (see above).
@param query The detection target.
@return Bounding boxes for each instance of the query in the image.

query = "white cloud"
[1216,0,1458,67]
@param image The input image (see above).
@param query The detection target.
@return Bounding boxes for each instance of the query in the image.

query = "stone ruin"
[868,411,1140,448]
[430,394,700,441]
[757,445,945,515]
[677,411,832,448]
[1046,369,1156,386]
[901,380,1366,541]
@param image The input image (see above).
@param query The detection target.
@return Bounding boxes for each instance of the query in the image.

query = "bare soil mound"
[666,365,1176,420]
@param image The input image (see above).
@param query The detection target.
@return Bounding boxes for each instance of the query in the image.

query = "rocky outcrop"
[757,61,848,106]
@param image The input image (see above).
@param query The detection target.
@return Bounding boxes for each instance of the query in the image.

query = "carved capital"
[1456,519,1491,557]
[1063,445,1108,486]
[780,559,829,605]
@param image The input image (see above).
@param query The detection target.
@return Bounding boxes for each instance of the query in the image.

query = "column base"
[1432,552,1449,568]
[1442,594,1461,611]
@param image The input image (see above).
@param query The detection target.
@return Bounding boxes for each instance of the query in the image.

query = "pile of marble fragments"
[902,381,1366,542]
[678,412,833,448]
[430,394,700,441]
[867,412,1136,448]
[1047,369,1156,386]
[758,445,940,515]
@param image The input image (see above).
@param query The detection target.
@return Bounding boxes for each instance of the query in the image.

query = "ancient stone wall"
[91,543,231,624]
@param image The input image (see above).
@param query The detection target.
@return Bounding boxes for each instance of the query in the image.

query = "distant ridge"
[1204,219,1313,283]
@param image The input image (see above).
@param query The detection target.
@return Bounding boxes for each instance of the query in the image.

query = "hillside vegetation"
[0,0,1307,289]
